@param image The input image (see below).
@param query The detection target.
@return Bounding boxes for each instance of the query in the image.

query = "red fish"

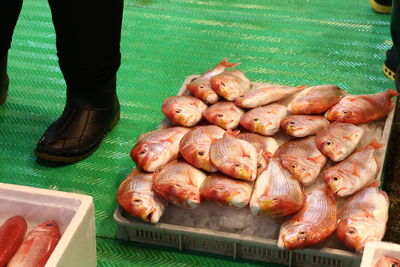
[0,216,27,266]
[280,115,330,138]
[210,69,251,101]
[275,136,327,186]
[250,158,305,217]
[200,173,253,208]
[375,256,400,267]
[130,127,190,172]
[277,187,337,250]
[325,89,398,124]
[288,85,345,114]
[8,221,61,267]
[162,96,207,127]
[153,161,207,209]
[117,168,168,223]
[336,184,389,252]
[186,58,239,104]
[203,101,244,130]
[179,125,225,172]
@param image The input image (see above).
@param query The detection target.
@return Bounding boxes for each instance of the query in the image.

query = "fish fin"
[296,85,309,90]
[308,154,326,164]
[219,58,240,68]
[356,203,374,218]
[350,163,360,177]
[367,180,381,188]
[225,129,240,137]
[368,139,385,150]
[385,89,399,98]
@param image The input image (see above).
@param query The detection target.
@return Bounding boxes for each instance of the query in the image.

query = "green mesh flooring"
[0,0,393,265]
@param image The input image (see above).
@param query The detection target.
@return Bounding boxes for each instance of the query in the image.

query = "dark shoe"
[0,53,9,104]
[370,0,392,13]
[396,66,400,91]
[384,46,399,80]
[35,76,120,163]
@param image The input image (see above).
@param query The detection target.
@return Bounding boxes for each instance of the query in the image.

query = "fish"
[162,96,207,127]
[237,132,278,175]
[210,131,258,181]
[210,69,251,101]
[315,122,364,162]
[250,158,305,217]
[130,127,190,172]
[8,221,61,267]
[375,256,400,267]
[117,168,168,224]
[202,101,244,130]
[288,85,345,114]
[200,173,253,208]
[336,184,389,253]
[280,115,330,138]
[275,136,327,186]
[186,58,239,104]
[235,84,307,109]
[179,125,225,172]
[325,89,398,124]
[323,140,384,197]
[277,187,337,250]
[152,160,207,209]
[0,216,27,267]
[239,104,287,136]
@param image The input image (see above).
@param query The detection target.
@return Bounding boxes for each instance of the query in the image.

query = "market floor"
[0,0,395,266]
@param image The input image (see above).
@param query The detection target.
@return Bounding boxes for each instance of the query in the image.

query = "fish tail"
[296,85,309,90]
[368,139,385,150]
[224,129,240,137]
[219,58,240,68]
[385,89,399,98]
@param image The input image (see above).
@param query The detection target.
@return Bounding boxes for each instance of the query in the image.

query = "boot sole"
[35,109,121,163]
[384,63,396,81]
[370,0,392,13]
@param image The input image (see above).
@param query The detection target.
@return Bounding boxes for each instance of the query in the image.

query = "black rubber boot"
[371,0,392,13]
[0,53,9,104]
[35,76,120,163]
[384,0,400,80]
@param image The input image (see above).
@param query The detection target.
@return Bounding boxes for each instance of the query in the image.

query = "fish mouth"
[335,187,349,197]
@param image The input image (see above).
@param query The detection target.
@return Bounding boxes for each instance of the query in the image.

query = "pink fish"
[210,131,258,181]
[336,184,389,252]
[203,101,244,130]
[153,161,207,209]
[324,140,384,197]
[239,104,287,136]
[130,127,190,172]
[325,89,398,124]
[8,221,61,267]
[235,84,307,109]
[237,132,278,175]
[288,85,345,114]
[315,122,364,162]
[375,256,400,267]
[210,69,251,101]
[179,125,225,172]
[250,158,305,217]
[186,58,239,104]
[280,115,330,137]
[275,136,327,186]
[117,168,168,223]
[162,96,207,127]
[200,173,253,208]
[278,187,337,250]
[0,216,27,267]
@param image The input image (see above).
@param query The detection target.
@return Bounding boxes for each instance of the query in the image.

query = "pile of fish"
[118,58,398,253]
[0,216,61,267]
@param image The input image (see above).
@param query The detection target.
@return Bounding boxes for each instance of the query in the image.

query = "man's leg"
[0,0,23,104]
[36,0,124,163]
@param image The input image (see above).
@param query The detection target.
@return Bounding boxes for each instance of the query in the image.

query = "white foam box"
[361,241,400,267]
[0,182,96,267]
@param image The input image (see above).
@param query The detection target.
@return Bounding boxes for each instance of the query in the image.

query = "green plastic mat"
[0,0,393,265]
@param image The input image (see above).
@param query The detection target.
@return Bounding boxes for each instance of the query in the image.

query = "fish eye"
[333,176,339,181]
[134,199,142,203]
[239,95,245,98]
[257,164,262,169]
[341,109,351,116]
[175,109,182,114]
[140,150,146,155]
[200,85,204,89]
[217,114,224,118]
[326,140,332,145]
[221,82,226,87]
[45,223,54,227]
[253,118,259,122]
[347,227,357,235]
[391,263,398,267]
[289,121,296,125]
[197,150,205,156]
[234,163,241,167]
[291,164,296,169]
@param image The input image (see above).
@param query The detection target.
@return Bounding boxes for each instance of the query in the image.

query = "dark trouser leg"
[0,0,23,104]
[36,0,124,163]
[394,0,400,90]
